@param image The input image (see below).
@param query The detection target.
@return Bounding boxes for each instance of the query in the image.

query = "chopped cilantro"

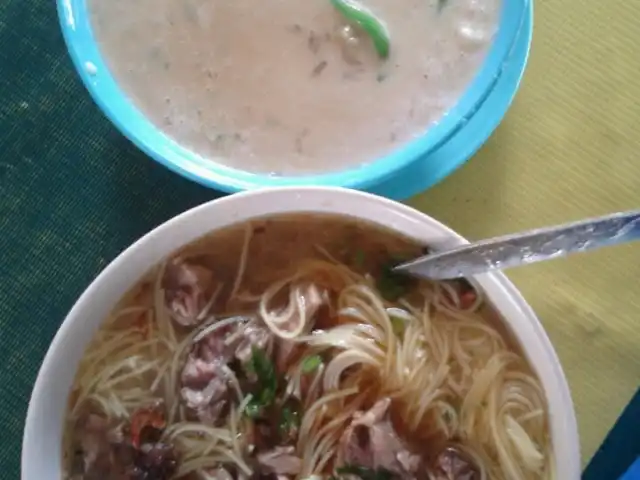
[245,400,262,419]
[376,257,416,301]
[301,354,323,373]
[279,404,301,437]
[244,347,278,417]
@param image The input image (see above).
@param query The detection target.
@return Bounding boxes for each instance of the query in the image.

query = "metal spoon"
[394,210,640,280]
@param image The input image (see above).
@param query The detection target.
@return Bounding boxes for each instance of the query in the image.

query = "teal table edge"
[584,387,640,479]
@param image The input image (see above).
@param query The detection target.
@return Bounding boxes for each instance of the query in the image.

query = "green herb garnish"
[279,405,301,437]
[336,465,396,480]
[244,347,278,417]
[301,354,323,373]
[245,400,262,419]
[354,249,366,268]
[390,316,406,337]
[330,0,390,59]
[376,257,416,301]
[437,0,448,12]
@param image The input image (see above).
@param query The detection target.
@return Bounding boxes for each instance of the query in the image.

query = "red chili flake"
[443,280,477,310]
[134,313,150,338]
[130,403,166,448]
[459,290,477,310]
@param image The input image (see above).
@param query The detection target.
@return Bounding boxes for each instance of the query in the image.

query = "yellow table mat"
[410,0,640,464]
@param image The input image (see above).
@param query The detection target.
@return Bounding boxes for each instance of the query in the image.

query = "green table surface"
[1,0,639,478]
[1,1,224,476]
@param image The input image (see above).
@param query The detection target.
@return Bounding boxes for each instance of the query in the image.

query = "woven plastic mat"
[1,0,639,478]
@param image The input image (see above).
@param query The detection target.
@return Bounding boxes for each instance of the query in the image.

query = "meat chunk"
[338,398,421,479]
[180,331,232,425]
[180,317,272,424]
[72,413,116,477]
[71,409,177,480]
[235,319,272,364]
[431,446,480,480]
[187,318,272,370]
[206,467,235,480]
[181,371,230,425]
[164,260,217,326]
[130,442,178,480]
[195,323,240,363]
[256,446,302,475]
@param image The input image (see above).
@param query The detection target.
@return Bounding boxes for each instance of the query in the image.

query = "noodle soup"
[88,0,501,175]
[63,214,551,480]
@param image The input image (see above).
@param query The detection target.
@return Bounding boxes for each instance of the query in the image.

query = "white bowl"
[21,187,580,479]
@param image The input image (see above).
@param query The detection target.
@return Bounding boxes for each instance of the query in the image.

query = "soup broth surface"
[89,0,501,174]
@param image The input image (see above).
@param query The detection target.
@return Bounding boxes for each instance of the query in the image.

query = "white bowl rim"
[21,186,580,479]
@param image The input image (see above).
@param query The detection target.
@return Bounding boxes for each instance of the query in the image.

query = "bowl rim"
[21,186,580,479]
[57,0,530,192]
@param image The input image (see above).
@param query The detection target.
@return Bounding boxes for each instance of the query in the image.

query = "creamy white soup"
[89,0,500,175]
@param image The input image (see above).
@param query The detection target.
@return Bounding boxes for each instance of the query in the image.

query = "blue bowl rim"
[58,0,530,193]
[376,3,533,201]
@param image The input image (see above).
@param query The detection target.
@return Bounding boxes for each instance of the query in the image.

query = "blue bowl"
[375,2,533,201]
[58,0,530,193]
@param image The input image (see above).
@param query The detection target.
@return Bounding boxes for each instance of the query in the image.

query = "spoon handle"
[395,210,640,280]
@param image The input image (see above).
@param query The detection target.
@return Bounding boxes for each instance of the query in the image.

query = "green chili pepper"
[330,0,390,59]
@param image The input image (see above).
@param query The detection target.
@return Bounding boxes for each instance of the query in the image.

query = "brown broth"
[174,213,522,350]
[174,213,422,306]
